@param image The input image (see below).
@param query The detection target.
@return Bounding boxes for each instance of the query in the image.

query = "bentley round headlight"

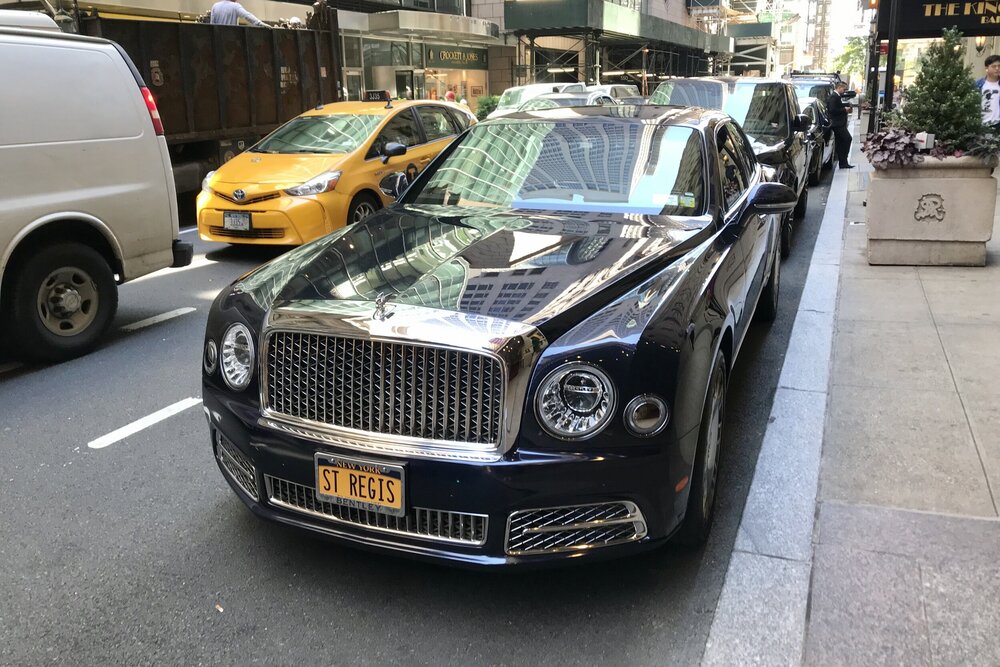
[535,363,616,440]
[204,339,218,374]
[220,323,254,391]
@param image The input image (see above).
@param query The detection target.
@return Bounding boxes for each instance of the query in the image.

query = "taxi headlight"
[535,363,616,440]
[285,170,342,196]
[201,170,215,193]
[220,323,254,391]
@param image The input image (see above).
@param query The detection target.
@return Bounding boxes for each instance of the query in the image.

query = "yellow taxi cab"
[197,94,476,245]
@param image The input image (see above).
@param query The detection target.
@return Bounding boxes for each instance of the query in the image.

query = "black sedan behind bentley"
[201,105,798,567]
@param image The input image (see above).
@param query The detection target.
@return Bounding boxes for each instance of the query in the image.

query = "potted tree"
[864,28,998,266]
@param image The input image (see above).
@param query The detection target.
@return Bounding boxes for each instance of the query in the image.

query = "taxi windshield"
[253,114,382,154]
[405,120,705,216]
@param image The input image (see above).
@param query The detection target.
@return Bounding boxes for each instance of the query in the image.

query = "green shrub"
[900,27,983,150]
[476,95,499,121]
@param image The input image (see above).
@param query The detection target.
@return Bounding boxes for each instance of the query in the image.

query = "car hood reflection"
[235,205,714,333]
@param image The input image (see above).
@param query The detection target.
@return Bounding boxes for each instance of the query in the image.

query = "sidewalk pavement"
[704,123,1000,666]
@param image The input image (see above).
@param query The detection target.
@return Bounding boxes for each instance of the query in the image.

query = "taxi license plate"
[223,211,251,231]
[315,454,405,517]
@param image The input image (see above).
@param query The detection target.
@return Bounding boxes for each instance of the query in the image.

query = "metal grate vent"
[209,226,285,239]
[265,332,504,445]
[505,502,647,556]
[215,431,259,501]
[265,476,488,546]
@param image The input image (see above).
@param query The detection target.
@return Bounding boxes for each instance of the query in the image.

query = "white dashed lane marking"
[87,397,202,450]
[121,307,196,332]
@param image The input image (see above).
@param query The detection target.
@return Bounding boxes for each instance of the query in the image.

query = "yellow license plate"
[315,454,405,517]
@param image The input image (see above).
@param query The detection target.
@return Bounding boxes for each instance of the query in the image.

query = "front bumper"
[196,190,339,245]
[204,389,679,568]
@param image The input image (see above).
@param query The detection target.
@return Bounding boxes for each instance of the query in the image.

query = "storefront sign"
[425,46,488,70]
[877,0,1000,38]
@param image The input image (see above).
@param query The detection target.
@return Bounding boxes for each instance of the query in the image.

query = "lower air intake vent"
[265,476,487,546]
[505,502,646,556]
[215,431,259,501]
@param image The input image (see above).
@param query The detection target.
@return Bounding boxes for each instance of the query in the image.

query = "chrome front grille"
[264,332,504,445]
[265,476,488,546]
[215,431,259,501]
[505,502,647,556]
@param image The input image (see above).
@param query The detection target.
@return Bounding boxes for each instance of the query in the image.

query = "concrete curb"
[701,163,851,666]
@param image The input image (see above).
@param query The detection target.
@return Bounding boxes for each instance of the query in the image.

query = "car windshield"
[497,88,529,110]
[649,80,725,108]
[520,97,588,110]
[253,114,383,154]
[723,83,788,140]
[405,120,705,216]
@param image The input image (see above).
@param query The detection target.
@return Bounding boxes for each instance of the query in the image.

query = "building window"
[344,36,361,68]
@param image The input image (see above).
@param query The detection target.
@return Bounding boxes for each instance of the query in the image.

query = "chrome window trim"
[257,301,548,463]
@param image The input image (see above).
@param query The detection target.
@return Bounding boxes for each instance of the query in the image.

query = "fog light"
[204,339,218,374]
[624,394,669,437]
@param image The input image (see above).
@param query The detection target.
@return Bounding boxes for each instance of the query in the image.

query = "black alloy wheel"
[757,237,780,323]
[808,151,822,185]
[793,185,809,220]
[675,348,728,547]
[9,242,118,362]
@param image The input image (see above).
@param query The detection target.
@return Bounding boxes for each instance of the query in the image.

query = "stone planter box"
[866,156,996,266]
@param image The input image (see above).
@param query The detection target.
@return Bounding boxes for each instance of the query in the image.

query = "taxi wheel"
[348,193,380,226]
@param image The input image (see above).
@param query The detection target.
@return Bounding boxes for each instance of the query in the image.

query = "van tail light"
[141,86,165,136]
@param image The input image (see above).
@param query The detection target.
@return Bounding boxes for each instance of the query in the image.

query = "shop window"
[391,42,410,67]
[343,37,361,68]
[363,39,392,67]
[410,43,424,68]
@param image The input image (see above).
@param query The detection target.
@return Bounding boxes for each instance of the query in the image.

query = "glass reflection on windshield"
[407,120,704,216]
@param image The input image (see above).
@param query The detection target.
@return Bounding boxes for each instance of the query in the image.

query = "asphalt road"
[0,175,833,666]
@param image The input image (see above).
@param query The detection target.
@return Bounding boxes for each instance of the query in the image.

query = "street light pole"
[883,0,901,113]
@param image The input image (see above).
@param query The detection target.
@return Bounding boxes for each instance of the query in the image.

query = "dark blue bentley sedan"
[202,105,797,567]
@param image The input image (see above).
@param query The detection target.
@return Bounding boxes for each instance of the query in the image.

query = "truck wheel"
[675,348,727,547]
[348,193,380,226]
[10,243,118,362]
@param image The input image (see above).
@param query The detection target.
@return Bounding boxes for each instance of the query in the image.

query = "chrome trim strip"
[504,501,648,556]
[264,476,488,546]
[258,302,548,462]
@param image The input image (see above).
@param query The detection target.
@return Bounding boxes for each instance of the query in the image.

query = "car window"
[448,108,471,131]
[406,120,705,216]
[650,80,724,108]
[803,106,816,124]
[725,83,789,140]
[417,106,458,141]
[725,122,756,182]
[367,109,422,159]
[717,126,748,210]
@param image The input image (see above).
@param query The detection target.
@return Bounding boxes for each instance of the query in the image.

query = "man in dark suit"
[828,82,854,169]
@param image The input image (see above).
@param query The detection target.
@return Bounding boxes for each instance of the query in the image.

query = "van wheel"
[675,348,727,547]
[348,193,380,226]
[10,243,118,362]
[793,185,809,220]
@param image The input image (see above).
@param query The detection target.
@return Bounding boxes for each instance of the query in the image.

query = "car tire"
[757,239,780,323]
[823,143,835,169]
[808,157,821,185]
[793,185,808,220]
[780,212,793,258]
[9,243,118,363]
[347,192,380,226]
[675,347,727,547]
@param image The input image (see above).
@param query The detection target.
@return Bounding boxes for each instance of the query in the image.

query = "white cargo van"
[0,10,192,362]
